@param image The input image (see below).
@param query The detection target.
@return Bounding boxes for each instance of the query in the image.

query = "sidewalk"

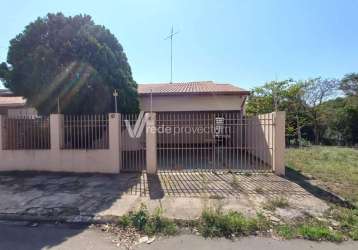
[0,171,328,222]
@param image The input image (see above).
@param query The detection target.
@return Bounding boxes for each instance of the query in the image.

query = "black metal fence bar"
[121,113,146,171]
[156,111,274,172]
[62,114,109,150]
[2,115,50,150]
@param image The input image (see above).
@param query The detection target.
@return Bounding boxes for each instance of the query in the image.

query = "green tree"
[319,96,358,145]
[246,80,311,146]
[341,73,358,96]
[0,13,138,115]
[245,80,293,114]
[302,77,339,144]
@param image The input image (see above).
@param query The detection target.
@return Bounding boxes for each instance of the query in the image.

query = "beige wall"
[245,113,274,167]
[0,114,121,174]
[245,112,286,175]
[7,107,37,117]
[140,94,245,112]
[0,150,118,173]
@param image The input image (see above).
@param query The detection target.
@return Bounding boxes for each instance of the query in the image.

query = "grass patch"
[285,146,358,206]
[275,220,344,242]
[117,204,177,236]
[114,206,356,241]
[329,207,358,240]
[264,197,289,211]
[297,224,343,241]
[276,224,296,239]
[199,208,270,238]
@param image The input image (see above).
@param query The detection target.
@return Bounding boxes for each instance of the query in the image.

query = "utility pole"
[165,25,179,83]
[113,89,119,113]
[57,97,61,114]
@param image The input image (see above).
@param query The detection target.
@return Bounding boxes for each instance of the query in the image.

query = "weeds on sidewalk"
[275,218,344,242]
[328,207,358,240]
[107,204,357,243]
[117,204,177,236]
[264,197,289,211]
[198,208,270,238]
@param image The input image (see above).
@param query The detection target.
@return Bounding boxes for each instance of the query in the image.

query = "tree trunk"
[314,122,319,145]
[296,114,302,147]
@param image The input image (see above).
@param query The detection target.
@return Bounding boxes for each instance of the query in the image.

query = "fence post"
[273,111,285,175]
[50,114,64,150]
[146,112,157,174]
[0,115,3,151]
[109,113,121,173]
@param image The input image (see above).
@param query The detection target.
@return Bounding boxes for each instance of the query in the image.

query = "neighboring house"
[0,89,37,117]
[138,81,250,112]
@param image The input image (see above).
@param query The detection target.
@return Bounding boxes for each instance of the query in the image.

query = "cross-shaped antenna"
[165,25,179,83]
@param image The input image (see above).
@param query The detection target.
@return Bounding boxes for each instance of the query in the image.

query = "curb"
[0,213,119,225]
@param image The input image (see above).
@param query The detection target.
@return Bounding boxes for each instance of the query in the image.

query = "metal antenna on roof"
[150,89,153,114]
[165,25,179,84]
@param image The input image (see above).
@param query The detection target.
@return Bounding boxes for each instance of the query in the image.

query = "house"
[123,81,251,153]
[0,89,37,117]
[0,81,285,175]
[138,81,250,112]
[122,81,276,172]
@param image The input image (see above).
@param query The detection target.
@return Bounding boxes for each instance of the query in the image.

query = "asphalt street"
[0,221,356,250]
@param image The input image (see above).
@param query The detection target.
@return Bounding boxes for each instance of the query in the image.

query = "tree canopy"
[246,76,357,146]
[341,73,358,96]
[0,13,139,115]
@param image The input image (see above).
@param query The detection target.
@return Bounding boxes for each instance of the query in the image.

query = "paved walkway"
[0,171,328,221]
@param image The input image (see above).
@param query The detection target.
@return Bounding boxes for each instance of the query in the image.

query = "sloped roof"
[0,89,14,97]
[0,96,26,107]
[138,81,250,96]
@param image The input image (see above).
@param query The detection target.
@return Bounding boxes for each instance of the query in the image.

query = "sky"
[0,0,357,90]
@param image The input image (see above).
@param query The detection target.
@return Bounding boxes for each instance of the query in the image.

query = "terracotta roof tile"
[138,81,249,96]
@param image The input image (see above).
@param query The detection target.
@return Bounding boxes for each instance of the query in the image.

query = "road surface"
[0,221,356,250]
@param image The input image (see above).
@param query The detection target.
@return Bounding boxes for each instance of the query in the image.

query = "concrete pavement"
[0,171,328,222]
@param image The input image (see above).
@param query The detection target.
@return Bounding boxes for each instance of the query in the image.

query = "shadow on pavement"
[0,171,142,250]
[284,167,355,208]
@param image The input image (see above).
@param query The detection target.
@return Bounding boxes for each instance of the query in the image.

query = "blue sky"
[0,0,357,90]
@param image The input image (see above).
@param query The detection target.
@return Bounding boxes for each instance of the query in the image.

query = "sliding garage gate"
[156,111,274,172]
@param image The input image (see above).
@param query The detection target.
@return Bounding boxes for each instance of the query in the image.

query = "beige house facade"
[0,90,37,117]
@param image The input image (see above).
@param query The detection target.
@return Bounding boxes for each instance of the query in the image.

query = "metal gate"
[156,111,274,172]
[121,113,146,172]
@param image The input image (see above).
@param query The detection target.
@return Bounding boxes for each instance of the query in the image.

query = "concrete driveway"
[0,171,328,222]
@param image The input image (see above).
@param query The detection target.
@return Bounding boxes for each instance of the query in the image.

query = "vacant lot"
[285,146,358,207]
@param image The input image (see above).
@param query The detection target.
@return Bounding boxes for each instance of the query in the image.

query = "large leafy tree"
[0,13,138,114]
[341,73,358,96]
[302,77,339,144]
[246,80,311,145]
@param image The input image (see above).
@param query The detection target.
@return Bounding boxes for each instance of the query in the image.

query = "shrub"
[130,204,149,231]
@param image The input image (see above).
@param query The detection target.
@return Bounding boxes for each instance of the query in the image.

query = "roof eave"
[139,91,251,97]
